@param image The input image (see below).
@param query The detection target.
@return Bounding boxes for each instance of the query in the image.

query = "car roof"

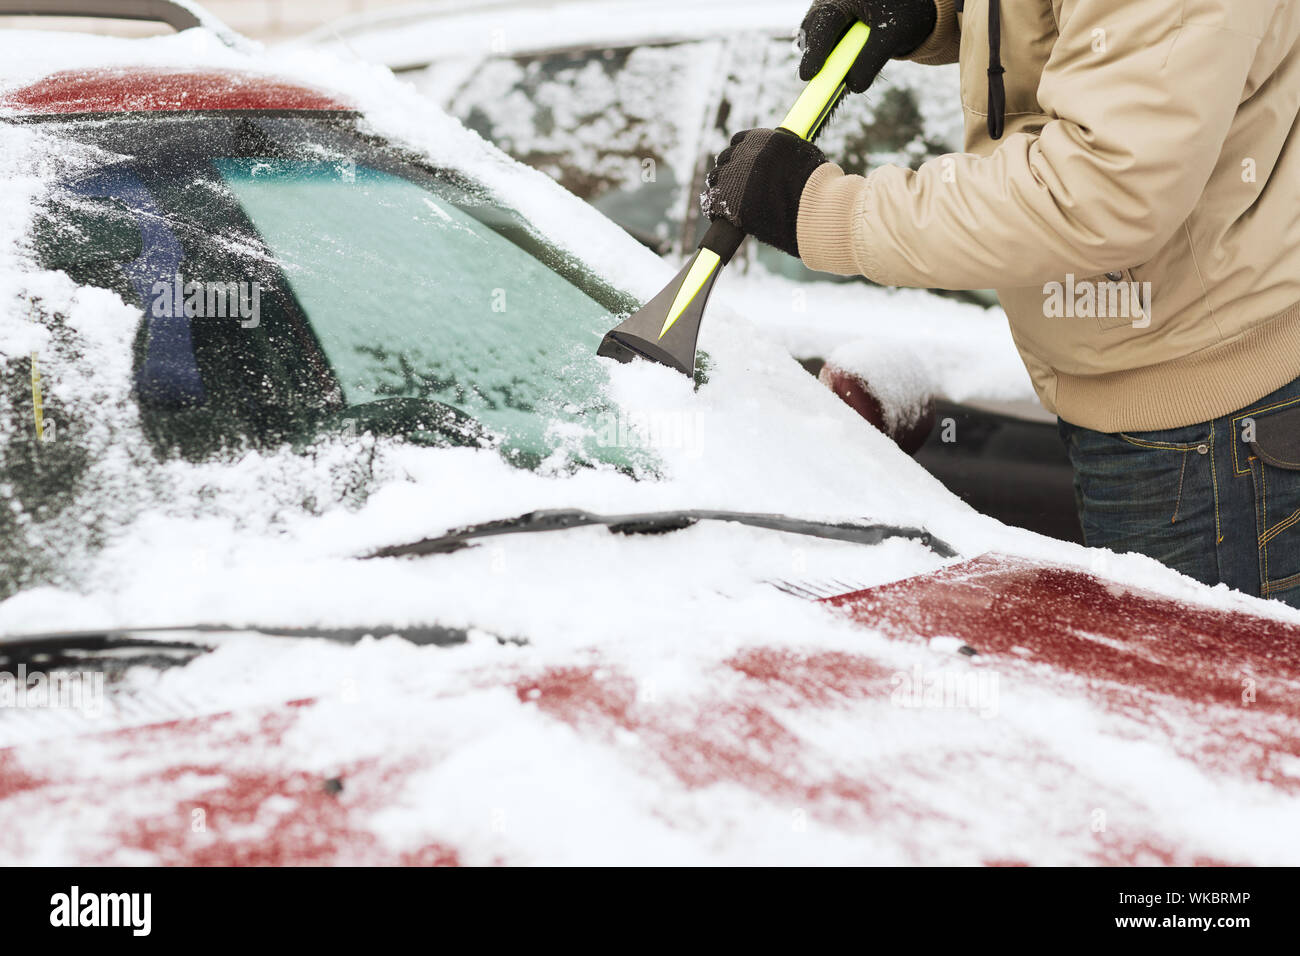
[0,1,352,116]
[0,66,353,115]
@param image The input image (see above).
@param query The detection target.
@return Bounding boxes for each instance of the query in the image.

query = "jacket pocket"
[1094,268,1150,331]
[1244,404,1300,597]
[957,0,1057,118]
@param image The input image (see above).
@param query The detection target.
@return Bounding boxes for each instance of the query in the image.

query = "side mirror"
[32,195,143,271]
[818,354,936,456]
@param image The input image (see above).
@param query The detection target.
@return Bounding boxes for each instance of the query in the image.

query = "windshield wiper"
[364,508,957,559]
[0,623,474,660]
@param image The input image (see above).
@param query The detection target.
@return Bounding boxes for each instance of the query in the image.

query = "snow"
[726,268,1036,407]
[0,16,1297,866]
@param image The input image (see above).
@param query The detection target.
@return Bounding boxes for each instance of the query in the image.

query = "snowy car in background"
[1,2,1298,866]
[294,0,1082,543]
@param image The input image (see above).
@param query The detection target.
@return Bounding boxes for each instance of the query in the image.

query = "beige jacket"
[797,0,1300,432]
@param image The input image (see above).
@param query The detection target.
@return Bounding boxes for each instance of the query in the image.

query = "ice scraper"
[596,21,871,376]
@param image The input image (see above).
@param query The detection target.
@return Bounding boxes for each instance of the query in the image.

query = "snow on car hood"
[2,23,1298,867]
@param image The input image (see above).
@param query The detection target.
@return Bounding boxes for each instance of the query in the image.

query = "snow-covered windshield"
[27,112,642,469]
[215,156,618,460]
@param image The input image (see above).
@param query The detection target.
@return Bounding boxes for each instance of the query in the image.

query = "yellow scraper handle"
[779,20,872,140]
[656,21,873,341]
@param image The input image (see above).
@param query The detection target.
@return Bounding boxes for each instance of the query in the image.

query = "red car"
[0,1,1297,867]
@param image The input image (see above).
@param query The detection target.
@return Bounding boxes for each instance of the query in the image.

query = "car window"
[422,41,726,257]
[430,35,993,307]
[216,157,618,460]
[740,40,961,176]
[23,113,645,471]
[4,110,660,599]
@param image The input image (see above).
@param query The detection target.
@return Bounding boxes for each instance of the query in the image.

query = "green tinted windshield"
[216,158,622,464]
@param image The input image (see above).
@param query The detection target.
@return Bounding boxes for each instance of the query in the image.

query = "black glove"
[701,128,828,259]
[798,0,937,92]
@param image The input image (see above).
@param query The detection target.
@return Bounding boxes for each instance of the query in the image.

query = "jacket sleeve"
[904,0,961,65]
[797,0,1269,289]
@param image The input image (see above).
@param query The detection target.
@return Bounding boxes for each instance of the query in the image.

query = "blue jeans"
[1059,376,1300,609]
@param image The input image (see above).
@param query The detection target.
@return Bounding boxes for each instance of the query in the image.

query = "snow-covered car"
[294,0,1081,543]
[1,2,1298,866]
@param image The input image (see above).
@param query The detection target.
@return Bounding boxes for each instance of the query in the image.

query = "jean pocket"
[1071,425,1211,536]
[1244,404,1300,597]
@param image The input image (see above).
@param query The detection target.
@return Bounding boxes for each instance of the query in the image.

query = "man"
[703,0,1300,607]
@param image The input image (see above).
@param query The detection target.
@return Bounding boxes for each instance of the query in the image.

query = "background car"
[294,0,1083,543]
[1,1,1297,867]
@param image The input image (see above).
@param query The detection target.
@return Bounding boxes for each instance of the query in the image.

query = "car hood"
[3,551,1299,865]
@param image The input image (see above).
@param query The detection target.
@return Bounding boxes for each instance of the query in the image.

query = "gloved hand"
[701,128,828,259]
[798,0,938,92]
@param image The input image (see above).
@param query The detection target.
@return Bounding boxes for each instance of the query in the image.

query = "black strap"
[987,0,1006,139]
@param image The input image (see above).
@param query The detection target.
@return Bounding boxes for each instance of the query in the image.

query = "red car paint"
[828,554,1300,717]
[0,703,462,866]
[1,67,353,115]
[2,554,1294,865]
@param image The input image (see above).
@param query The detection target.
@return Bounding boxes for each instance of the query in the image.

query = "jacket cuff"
[797,162,881,278]
[904,0,961,66]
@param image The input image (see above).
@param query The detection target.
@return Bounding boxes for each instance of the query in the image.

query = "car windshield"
[27,112,643,469]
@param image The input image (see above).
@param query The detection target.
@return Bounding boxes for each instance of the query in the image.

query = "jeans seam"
[1255,447,1300,469]
[1261,507,1300,547]
[1248,460,1264,587]
[1262,464,1269,585]
[1171,450,1188,525]
[1210,427,1223,545]
[1265,570,1300,595]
